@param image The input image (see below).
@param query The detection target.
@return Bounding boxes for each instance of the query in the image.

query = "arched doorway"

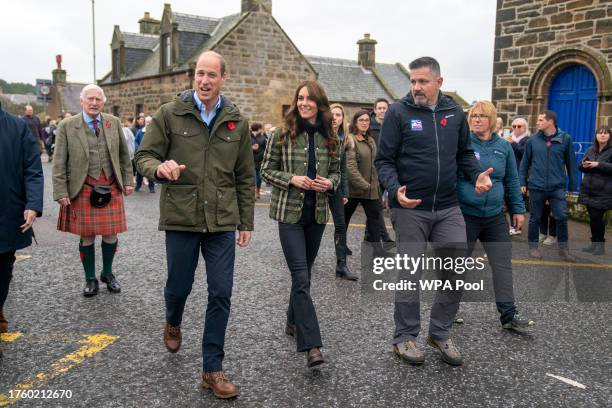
[548,64,598,169]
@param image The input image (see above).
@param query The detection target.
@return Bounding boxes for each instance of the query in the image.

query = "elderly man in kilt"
[52,84,134,297]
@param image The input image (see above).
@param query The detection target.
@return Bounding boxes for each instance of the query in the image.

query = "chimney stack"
[241,0,272,14]
[139,11,161,34]
[357,33,377,70]
[52,54,66,85]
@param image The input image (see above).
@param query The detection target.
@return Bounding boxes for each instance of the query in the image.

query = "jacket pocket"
[216,187,239,226]
[161,185,198,226]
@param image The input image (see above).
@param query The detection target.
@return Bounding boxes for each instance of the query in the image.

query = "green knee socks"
[79,243,96,281]
[101,240,118,276]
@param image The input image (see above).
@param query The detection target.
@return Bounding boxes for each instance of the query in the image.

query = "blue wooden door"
[548,65,598,189]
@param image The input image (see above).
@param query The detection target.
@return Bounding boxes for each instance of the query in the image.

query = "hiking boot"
[542,236,557,246]
[538,233,547,243]
[0,309,7,333]
[163,322,182,353]
[202,371,239,399]
[427,336,463,366]
[502,313,535,329]
[393,340,425,365]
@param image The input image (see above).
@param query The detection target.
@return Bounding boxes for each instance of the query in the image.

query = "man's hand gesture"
[156,160,186,181]
[396,185,422,209]
[475,167,494,194]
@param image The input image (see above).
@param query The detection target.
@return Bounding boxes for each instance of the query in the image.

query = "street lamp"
[92,0,97,82]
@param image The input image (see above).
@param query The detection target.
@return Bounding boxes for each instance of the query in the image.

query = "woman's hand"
[312,176,333,192]
[290,176,314,190]
[583,160,599,168]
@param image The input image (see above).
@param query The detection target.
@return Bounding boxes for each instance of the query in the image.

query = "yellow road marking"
[512,259,612,269]
[0,334,119,406]
[15,255,31,263]
[0,332,23,342]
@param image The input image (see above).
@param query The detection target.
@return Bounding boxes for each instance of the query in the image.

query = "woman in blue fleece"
[456,101,534,330]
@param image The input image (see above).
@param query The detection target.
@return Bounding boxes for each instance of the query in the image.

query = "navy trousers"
[165,230,235,372]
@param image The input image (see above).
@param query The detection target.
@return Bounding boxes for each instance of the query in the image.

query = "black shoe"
[382,239,396,251]
[346,246,353,256]
[336,262,358,281]
[502,313,535,329]
[83,279,99,297]
[100,274,121,293]
[592,242,605,255]
[285,321,296,337]
[582,242,596,253]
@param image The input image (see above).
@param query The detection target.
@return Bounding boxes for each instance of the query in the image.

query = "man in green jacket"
[134,51,254,399]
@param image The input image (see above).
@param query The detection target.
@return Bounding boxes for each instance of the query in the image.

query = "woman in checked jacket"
[261,80,340,369]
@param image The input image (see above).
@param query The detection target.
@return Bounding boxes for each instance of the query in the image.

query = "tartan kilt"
[57,173,127,236]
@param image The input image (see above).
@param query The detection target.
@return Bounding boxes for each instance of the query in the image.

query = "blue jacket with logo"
[457,133,525,218]
[518,128,578,192]
[375,92,482,211]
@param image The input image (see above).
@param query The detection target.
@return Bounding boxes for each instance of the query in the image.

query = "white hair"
[80,84,107,102]
[511,117,530,136]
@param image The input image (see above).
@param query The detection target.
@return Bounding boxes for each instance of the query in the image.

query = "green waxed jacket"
[134,91,255,232]
[261,128,340,224]
[346,133,380,200]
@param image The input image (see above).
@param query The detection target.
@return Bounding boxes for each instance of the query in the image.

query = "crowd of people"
[1,51,611,400]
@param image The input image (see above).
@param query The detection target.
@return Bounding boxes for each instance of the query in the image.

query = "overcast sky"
[1,0,497,102]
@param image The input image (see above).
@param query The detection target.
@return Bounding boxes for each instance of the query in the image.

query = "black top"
[299,119,321,223]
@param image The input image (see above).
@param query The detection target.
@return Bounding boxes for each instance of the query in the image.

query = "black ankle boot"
[582,240,596,253]
[592,242,605,255]
[336,261,358,281]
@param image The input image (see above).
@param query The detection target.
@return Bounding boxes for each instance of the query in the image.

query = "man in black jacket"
[0,102,44,333]
[376,57,492,366]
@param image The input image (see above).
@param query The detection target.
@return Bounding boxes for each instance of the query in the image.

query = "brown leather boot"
[0,308,7,333]
[202,371,239,399]
[163,322,181,353]
[559,248,577,263]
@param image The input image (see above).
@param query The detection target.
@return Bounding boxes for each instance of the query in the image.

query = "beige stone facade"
[492,0,612,130]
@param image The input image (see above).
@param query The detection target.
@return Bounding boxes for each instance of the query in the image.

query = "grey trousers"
[391,206,467,344]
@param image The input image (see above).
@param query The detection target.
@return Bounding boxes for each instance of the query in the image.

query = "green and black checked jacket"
[261,128,340,224]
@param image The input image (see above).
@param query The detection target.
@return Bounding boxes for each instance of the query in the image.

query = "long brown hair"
[349,110,374,145]
[594,125,611,151]
[280,80,337,156]
[330,103,349,146]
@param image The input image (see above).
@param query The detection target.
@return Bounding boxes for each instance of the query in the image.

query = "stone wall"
[492,0,612,129]
[101,71,191,118]
[214,11,316,126]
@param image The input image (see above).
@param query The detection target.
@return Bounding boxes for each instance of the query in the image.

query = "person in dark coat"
[579,125,612,255]
[0,101,44,332]
[22,105,43,153]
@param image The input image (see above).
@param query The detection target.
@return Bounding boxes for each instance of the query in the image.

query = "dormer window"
[162,33,171,69]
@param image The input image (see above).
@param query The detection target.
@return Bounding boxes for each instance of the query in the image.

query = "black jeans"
[279,220,325,352]
[344,198,384,242]
[587,206,607,242]
[0,251,16,310]
[328,191,347,261]
[464,213,517,324]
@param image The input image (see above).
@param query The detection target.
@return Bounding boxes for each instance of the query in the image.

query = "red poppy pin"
[440,118,448,127]
[105,120,111,129]
[226,121,236,131]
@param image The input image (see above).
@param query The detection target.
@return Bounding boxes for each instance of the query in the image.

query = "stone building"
[99,1,467,125]
[46,55,87,118]
[492,0,612,161]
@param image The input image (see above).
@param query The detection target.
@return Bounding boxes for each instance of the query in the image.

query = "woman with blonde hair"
[456,100,533,330]
[261,80,340,368]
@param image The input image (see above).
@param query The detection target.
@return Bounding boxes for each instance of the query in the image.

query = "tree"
[0,79,36,94]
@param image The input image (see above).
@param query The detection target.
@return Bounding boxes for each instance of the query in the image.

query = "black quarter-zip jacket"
[375,92,482,211]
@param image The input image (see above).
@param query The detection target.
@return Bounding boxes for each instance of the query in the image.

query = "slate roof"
[173,12,219,34]
[122,32,158,50]
[306,56,398,104]
[100,13,243,84]
[375,62,410,99]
